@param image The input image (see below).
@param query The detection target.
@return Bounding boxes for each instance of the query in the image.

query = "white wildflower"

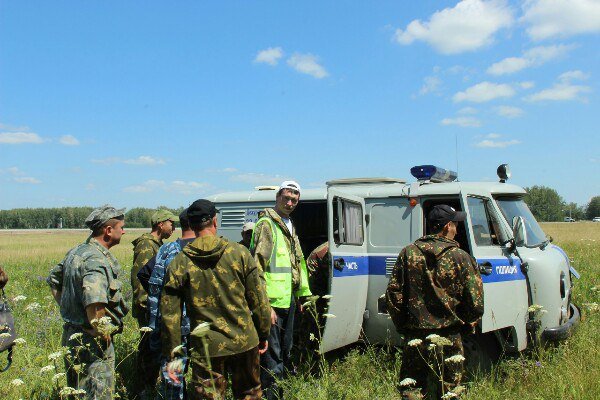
[323,314,336,318]
[69,332,83,341]
[139,326,152,333]
[407,339,423,347]
[40,365,55,373]
[13,295,27,302]
[191,322,211,338]
[428,343,436,350]
[441,392,458,399]
[25,302,41,311]
[11,378,24,387]
[301,300,313,308]
[13,338,26,345]
[583,302,599,312]
[445,354,466,363]
[528,304,544,313]
[321,295,333,299]
[309,333,316,341]
[59,387,77,396]
[171,344,185,357]
[590,286,598,292]
[0,332,11,339]
[48,351,63,361]
[399,378,417,387]
[52,372,66,382]
[426,334,441,341]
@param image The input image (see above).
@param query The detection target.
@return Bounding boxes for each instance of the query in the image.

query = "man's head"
[275,180,301,217]
[151,209,180,240]
[240,221,255,247]
[187,199,219,235]
[427,204,466,240]
[85,205,126,248]
[179,208,191,233]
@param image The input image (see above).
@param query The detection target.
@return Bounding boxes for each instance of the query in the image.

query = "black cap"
[178,208,189,224]
[187,199,218,223]
[428,204,466,229]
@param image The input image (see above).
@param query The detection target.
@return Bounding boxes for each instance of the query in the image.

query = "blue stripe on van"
[332,255,526,283]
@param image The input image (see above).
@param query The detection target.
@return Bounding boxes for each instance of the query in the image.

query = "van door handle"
[334,258,345,271]
[478,261,493,275]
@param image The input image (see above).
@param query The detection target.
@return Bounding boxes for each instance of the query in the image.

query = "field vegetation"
[0,223,598,399]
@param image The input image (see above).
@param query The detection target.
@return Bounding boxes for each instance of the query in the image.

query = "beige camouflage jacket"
[160,235,271,359]
[131,233,162,324]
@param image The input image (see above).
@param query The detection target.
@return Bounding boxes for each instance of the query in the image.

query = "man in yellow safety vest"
[250,180,312,400]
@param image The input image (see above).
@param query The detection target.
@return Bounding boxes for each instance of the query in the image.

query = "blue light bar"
[410,165,457,183]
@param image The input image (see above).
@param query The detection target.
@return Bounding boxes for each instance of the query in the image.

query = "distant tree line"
[0,206,183,229]
[524,186,599,222]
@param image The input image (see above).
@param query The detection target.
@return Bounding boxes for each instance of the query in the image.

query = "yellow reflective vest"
[251,216,312,308]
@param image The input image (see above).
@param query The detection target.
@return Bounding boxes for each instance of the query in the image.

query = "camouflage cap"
[151,209,180,225]
[85,204,126,230]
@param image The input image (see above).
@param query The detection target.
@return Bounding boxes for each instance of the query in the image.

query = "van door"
[465,196,529,350]
[320,189,368,353]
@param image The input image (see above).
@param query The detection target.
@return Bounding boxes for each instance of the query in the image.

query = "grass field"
[0,223,598,399]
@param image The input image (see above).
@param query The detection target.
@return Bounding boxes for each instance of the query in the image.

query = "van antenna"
[455,132,459,181]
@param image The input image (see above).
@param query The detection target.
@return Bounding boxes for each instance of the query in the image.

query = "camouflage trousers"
[61,324,115,400]
[189,347,262,400]
[399,330,465,400]
[134,317,161,396]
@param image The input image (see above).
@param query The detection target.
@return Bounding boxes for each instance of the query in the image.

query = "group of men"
[45,176,483,400]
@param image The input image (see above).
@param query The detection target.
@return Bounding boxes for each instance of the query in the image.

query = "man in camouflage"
[239,222,255,249]
[386,204,484,400]
[250,180,312,400]
[131,209,179,397]
[161,199,271,400]
[47,205,128,400]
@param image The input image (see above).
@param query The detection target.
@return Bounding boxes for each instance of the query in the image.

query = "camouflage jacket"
[251,208,305,292]
[47,236,129,328]
[385,235,484,331]
[161,235,271,359]
[306,241,330,296]
[131,233,162,322]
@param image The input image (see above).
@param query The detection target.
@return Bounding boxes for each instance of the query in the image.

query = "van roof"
[207,180,526,203]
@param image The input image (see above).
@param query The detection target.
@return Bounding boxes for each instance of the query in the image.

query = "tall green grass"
[0,224,598,399]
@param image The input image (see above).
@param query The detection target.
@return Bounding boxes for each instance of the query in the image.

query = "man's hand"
[166,358,185,384]
[258,340,269,355]
[0,267,8,289]
[270,308,277,325]
[50,288,62,305]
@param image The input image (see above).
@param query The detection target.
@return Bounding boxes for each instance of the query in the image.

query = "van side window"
[467,197,503,246]
[333,197,364,245]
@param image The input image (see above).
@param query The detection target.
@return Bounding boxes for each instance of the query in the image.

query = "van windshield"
[495,198,547,247]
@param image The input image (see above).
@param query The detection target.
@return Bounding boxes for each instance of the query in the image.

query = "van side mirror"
[512,216,527,247]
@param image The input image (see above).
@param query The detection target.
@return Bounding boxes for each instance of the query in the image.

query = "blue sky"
[1,0,599,210]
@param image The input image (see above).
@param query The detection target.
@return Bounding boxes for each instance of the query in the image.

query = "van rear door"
[320,188,368,353]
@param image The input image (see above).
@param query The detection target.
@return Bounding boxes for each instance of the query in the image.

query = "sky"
[1,0,599,210]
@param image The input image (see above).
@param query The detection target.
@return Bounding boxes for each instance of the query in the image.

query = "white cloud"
[525,83,591,102]
[0,132,44,144]
[487,44,574,75]
[419,76,442,95]
[14,176,41,184]
[475,133,520,148]
[123,179,207,195]
[59,135,80,146]
[254,47,284,66]
[85,183,96,191]
[393,0,513,55]
[453,81,515,103]
[522,0,600,41]
[0,167,25,176]
[230,172,290,185]
[287,53,329,79]
[92,156,166,166]
[441,116,482,127]
[458,107,478,114]
[495,105,524,118]
[519,81,535,89]
[485,133,502,139]
[558,70,590,82]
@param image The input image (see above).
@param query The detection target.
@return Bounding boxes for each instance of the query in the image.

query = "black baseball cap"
[187,199,219,223]
[428,204,466,229]
[178,208,189,224]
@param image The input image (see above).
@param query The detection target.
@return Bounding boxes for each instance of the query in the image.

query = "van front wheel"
[462,332,502,376]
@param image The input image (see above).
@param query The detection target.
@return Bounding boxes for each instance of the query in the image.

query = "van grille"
[385,257,396,277]
[220,209,246,228]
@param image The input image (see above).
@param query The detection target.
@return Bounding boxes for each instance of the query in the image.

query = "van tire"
[463,332,502,376]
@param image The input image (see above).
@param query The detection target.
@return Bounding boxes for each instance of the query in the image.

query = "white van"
[208,165,580,360]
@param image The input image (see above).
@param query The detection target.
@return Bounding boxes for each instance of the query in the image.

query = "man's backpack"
[0,289,16,372]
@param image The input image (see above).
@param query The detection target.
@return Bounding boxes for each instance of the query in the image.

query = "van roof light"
[410,165,457,183]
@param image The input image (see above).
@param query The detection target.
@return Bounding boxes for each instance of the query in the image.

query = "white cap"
[279,180,301,194]
[242,221,255,232]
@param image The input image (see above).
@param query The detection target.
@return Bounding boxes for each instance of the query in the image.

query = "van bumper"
[541,303,580,342]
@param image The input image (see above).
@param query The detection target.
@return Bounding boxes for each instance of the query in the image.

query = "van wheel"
[463,332,502,376]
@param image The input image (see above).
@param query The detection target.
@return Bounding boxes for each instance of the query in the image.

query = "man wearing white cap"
[250,180,312,400]
[239,221,255,249]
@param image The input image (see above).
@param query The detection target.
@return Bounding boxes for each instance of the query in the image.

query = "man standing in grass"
[47,205,128,400]
[386,205,484,400]
[131,209,179,397]
[250,181,312,400]
[161,199,271,399]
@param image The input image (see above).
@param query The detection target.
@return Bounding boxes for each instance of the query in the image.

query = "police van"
[208,165,580,359]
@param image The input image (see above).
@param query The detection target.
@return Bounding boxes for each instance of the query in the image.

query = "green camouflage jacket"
[306,241,330,296]
[47,236,129,328]
[385,235,484,331]
[251,208,305,292]
[160,235,271,359]
[131,233,162,323]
